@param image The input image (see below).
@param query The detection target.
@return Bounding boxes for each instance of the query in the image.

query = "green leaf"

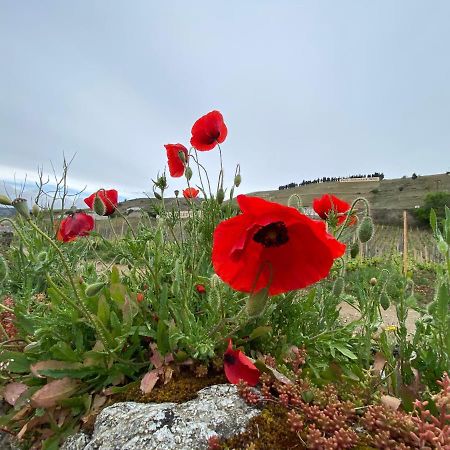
[0,351,31,373]
[97,295,110,326]
[430,208,438,234]
[110,265,120,284]
[248,326,272,341]
[334,344,358,360]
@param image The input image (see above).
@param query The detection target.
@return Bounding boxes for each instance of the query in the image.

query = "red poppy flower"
[136,293,144,303]
[57,212,94,243]
[190,110,228,151]
[84,189,118,216]
[312,194,356,226]
[164,143,188,178]
[195,284,206,294]
[183,187,199,199]
[212,195,346,296]
[223,340,260,386]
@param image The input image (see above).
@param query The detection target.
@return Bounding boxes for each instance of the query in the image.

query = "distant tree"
[411,173,418,180]
[415,191,450,227]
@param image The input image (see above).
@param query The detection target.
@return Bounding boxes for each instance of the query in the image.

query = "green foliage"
[415,191,450,227]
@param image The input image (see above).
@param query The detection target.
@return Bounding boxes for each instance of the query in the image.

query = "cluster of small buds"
[237,380,262,405]
[274,381,301,408]
[410,373,450,448]
[211,356,224,372]
[305,423,358,450]
[194,364,208,378]
[284,346,307,376]
[301,402,350,434]
[362,405,416,447]
[0,296,17,339]
[34,292,47,303]
[263,354,276,368]
[287,409,304,433]
[207,435,221,450]
[260,372,274,400]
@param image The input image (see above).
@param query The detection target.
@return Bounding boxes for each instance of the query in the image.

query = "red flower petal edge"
[57,212,94,243]
[165,143,188,178]
[312,194,354,225]
[212,195,346,295]
[190,110,228,151]
[223,340,260,386]
[84,189,118,216]
[183,187,199,199]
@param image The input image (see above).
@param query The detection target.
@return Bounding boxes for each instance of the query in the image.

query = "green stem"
[336,197,371,240]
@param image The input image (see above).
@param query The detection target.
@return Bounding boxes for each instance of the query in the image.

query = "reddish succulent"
[183,187,199,199]
[165,143,188,178]
[223,340,260,387]
[84,189,118,216]
[190,110,228,151]
[212,195,346,296]
[312,194,356,226]
[56,212,94,242]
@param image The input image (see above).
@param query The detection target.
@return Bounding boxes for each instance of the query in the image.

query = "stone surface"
[62,384,260,450]
[0,401,19,450]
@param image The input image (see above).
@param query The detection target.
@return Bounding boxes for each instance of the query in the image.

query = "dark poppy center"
[253,221,289,248]
[224,354,236,365]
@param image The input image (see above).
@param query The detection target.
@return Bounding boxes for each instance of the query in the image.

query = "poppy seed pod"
[246,287,269,317]
[174,190,179,198]
[234,174,242,188]
[216,188,225,205]
[0,255,8,283]
[93,194,107,216]
[358,216,374,243]
[379,290,390,310]
[31,204,40,217]
[85,282,106,298]
[0,195,12,206]
[12,198,30,219]
[370,277,377,286]
[332,277,345,297]
[350,242,359,259]
[185,166,193,181]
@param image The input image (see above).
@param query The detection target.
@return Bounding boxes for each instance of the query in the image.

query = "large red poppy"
[190,110,228,151]
[183,187,199,199]
[57,212,94,242]
[312,194,355,226]
[212,195,346,296]
[165,143,188,178]
[84,189,118,216]
[223,340,260,386]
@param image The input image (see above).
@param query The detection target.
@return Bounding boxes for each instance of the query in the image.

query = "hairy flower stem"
[25,219,114,353]
[336,197,371,240]
[191,149,212,197]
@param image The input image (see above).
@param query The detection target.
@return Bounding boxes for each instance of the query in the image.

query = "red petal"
[224,341,260,386]
[190,110,227,151]
[165,144,188,178]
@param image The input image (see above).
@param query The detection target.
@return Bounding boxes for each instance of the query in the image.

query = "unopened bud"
[350,242,359,259]
[37,251,48,263]
[154,192,162,200]
[0,195,12,206]
[379,291,390,310]
[234,174,242,187]
[437,239,448,255]
[93,194,107,216]
[246,287,269,317]
[0,255,9,283]
[332,277,345,297]
[12,198,30,219]
[178,151,186,163]
[31,204,40,217]
[85,282,106,297]
[370,277,377,286]
[358,216,374,243]
[216,188,225,205]
[185,166,193,181]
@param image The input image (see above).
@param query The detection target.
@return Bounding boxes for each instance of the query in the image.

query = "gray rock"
[62,384,260,450]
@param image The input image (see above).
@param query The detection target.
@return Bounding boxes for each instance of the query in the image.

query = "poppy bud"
[358,216,374,243]
[178,150,186,163]
[185,167,193,181]
[136,292,144,303]
[332,277,345,297]
[12,198,30,220]
[379,290,390,310]
[216,188,225,205]
[31,204,40,217]
[0,195,12,206]
[370,277,377,286]
[93,194,107,216]
[350,242,359,259]
[85,282,106,297]
[234,174,242,188]
[154,192,162,200]
[37,251,48,263]
[0,255,8,283]
[437,238,448,255]
[246,287,269,317]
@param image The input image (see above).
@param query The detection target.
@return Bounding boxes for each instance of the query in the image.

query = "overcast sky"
[1,1,449,201]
